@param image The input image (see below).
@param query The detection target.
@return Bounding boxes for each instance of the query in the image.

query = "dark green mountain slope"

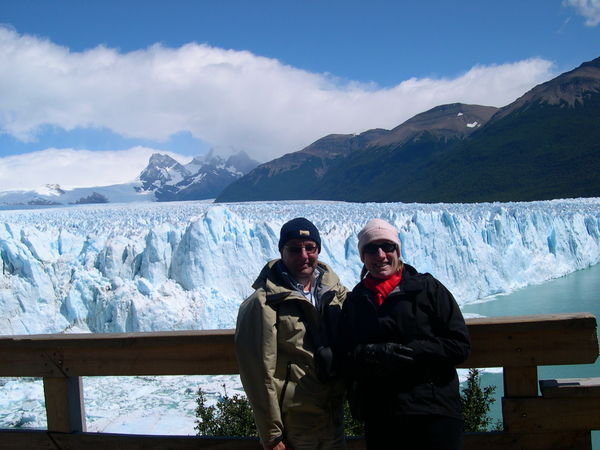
[387,58,600,202]
[393,95,600,202]
[216,104,496,202]
[215,132,388,201]
[313,104,497,201]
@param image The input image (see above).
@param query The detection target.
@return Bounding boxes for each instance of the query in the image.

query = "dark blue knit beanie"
[278,217,321,252]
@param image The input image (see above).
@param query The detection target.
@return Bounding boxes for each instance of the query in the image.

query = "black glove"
[314,345,336,381]
[353,343,414,370]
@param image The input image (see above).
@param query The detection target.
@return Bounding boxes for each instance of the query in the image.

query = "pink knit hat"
[357,218,401,258]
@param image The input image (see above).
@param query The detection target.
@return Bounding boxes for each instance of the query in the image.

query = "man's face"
[281,238,320,282]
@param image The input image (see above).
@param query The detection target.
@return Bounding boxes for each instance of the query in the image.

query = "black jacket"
[337,263,471,421]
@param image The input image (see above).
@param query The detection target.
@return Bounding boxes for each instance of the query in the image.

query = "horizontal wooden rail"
[0,312,598,450]
[0,313,596,377]
[0,329,237,377]
[464,312,598,367]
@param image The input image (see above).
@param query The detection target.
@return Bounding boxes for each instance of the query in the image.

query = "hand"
[314,345,335,381]
[354,342,414,369]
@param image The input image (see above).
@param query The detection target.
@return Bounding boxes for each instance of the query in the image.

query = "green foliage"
[195,370,500,437]
[342,399,364,436]
[460,368,500,432]
[194,385,258,437]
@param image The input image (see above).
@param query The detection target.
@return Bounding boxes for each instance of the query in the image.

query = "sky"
[0,0,599,191]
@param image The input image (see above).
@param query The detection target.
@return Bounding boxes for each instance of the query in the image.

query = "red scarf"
[363,269,403,307]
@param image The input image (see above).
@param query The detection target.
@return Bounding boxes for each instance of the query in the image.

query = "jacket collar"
[275,260,324,295]
[253,259,342,307]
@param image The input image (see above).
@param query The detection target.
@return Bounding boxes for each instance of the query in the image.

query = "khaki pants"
[283,406,346,450]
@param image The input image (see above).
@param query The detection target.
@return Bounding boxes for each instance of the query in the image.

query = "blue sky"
[0,0,599,191]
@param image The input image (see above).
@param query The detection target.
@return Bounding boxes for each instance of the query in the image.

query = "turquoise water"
[462,263,600,448]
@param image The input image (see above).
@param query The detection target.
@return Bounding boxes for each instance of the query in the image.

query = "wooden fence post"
[43,376,86,432]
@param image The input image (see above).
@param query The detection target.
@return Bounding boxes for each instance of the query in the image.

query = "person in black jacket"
[337,218,471,450]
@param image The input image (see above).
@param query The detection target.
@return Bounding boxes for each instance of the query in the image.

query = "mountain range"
[217,56,600,203]
[0,151,258,207]
[1,56,598,207]
[137,151,258,201]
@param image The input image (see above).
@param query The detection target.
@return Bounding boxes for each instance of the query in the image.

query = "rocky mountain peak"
[370,103,499,148]
[492,56,600,121]
[137,150,259,201]
[42,184,66,195]
[225,151,259,174]
[139,154,189,191]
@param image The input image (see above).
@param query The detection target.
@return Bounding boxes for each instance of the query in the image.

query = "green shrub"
[460,368,501,432]
[194,384,258,437]
[342,399,363,436]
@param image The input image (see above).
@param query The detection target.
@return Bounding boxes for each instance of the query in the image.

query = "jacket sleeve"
[336,282,349,306]
[333,290,365,376]
[407,278,471,366]
[234,291,283,447]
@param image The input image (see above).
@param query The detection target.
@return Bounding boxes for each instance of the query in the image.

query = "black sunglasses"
[285,245,319,255]
[363,242,397,255]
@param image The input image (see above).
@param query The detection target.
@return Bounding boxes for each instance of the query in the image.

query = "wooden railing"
[0,312,598,450]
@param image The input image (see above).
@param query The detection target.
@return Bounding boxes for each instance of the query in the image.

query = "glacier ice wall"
[1,199,599,335]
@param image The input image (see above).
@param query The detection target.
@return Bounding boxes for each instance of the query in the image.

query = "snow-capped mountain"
[138,153,190,192]
[138,150,259,201]
[0,182,155,208]
[0,151,258,207]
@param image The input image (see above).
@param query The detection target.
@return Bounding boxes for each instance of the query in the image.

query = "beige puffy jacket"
[235,259,347,446]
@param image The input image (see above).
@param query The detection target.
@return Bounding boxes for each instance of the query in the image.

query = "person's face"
[362,239,400,279]
[281,238,319,282]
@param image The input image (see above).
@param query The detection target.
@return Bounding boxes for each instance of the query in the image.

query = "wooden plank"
[464,430,592,450]
[51,432,263,449]
[540,377,600,398]
[503,366,538,397]
[0,430,57,450]
[503,396,600,432]
[0,430,263,449]
[461,313,598,368]
[43,376,86,432]
[346,437,366,450]
[465,313,597,330]
[0,329,238,377]
[0,430,593,450]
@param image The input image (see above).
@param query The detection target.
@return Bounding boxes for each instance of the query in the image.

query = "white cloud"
[0,26,556,167]
[0,147,190,191]
[564,0,600,26]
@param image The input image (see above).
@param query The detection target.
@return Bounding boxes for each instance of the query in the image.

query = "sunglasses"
[285,245,319,255]
[363,242,397,255]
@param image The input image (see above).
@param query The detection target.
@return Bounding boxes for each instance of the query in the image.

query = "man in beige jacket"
[235,217,347,450]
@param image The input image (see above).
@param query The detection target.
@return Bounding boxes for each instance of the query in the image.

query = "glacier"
[1,198,599,434]
[1,198,599,335]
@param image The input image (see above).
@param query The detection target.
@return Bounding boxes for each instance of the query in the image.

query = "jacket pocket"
[278,361,292,412]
